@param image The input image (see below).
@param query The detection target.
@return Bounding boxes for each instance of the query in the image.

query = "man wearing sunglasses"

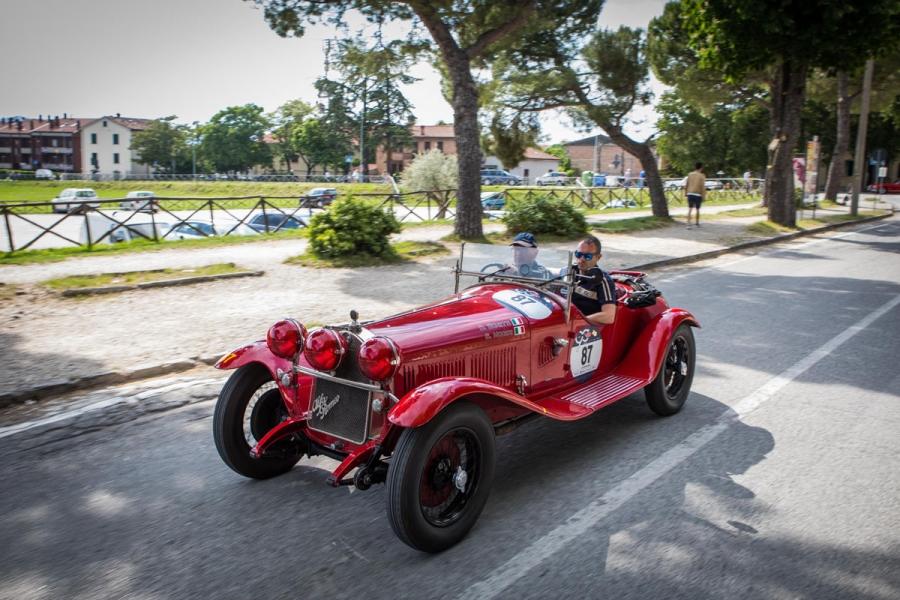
[571,235,617,325]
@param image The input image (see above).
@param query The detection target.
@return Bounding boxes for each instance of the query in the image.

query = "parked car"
[212,242,698,553]
[51,188,100,213]
[480,191,506,210]
[867,180,900,193]
[35,168,55,180]
[119,190,159,212]
[603,198,639,209]
[302,187,338,207]
[247,212,310,233]
[480,169,522,186]
[166,219,257,240]
[535,171,570,186]
[705,179,724,190]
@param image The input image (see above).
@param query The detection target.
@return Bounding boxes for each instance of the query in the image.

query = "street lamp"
[191,121,199,180]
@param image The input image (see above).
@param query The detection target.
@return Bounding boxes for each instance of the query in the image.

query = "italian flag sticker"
[511,317,525,335]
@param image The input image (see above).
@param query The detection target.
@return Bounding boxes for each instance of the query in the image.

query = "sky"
[0,0,667,144]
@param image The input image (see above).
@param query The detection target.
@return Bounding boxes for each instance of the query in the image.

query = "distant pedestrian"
[639,169,646,188]
[685,162,706,228]
[743,170,752,191]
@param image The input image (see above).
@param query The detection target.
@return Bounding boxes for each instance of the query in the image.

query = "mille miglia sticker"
[479,317,528,339]
[492,289,554,320]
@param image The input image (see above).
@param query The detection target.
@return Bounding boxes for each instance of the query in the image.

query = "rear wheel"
[213,364,302,479]
[387,402,496,553]
[645,324,695,416]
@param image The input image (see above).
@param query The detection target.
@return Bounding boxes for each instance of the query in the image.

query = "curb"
[0,355,223,409]
[60,270,265,297]
[2,212,893,409]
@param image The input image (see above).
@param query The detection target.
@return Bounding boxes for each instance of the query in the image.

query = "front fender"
[215,341,309,415]
[388,377,543,429]
[617,308,700,382]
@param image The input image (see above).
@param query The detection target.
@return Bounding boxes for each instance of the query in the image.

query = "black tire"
[387,402,496,553]
[645,324,696,416]
[213,364,302,479]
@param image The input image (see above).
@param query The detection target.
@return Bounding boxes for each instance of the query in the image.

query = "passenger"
[570,235,617,325]
[509,232,549,279]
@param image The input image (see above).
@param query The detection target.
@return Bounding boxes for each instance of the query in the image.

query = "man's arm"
[585,303,616,325]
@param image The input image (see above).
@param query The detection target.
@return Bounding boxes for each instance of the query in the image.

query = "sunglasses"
[574,251,595,260]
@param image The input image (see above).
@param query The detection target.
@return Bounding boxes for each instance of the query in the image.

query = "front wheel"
[645,324,696,416]
[387,402,496,553]
[213,364,302,479]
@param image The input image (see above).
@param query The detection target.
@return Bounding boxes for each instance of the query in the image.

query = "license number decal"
[492,289,554,320]
[571,326,602,377]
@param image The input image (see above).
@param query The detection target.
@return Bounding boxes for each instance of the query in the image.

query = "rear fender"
[388,378,542,429]
[616,308,700,382]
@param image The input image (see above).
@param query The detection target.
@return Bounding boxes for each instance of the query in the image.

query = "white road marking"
[459,292,900,600]
[0,377,223,439]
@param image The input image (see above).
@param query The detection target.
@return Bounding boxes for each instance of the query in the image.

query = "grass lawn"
[592,216,676,234]
[745,210,885,236]
[42,263,245,291]
[285,241,448,268]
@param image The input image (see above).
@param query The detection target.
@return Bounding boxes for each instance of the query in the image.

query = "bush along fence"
[0,185,763,254]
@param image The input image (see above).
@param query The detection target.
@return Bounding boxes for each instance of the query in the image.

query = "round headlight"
[303,328,348,371]
[358,336,400,382]
[266,319,306,359]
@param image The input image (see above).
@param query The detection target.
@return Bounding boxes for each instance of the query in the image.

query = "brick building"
[0,115,85,174]
[563,134,645,176]
[374,124,457,175]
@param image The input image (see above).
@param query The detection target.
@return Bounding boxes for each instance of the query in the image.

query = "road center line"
[459,292,900,600]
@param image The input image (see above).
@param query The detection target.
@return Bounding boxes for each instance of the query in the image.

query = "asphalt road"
[1,218,898,600]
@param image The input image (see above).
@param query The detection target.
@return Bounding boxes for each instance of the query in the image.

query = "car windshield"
[458,242,575,286]
[75,191,95,197]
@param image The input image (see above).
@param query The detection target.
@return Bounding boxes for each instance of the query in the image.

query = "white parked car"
[52,188,100,213]
[35,168,55,180]
[535,171,570,186]
[119,190,159,212]
[603,198,639,209]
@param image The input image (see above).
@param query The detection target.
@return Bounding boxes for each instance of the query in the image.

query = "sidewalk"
[0,203,891,406]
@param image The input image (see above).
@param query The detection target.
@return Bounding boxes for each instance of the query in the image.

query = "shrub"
[402,149,458,192]
[503,194,588,238]
[308,197,401,258]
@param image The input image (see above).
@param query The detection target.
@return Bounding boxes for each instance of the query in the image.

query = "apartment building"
[0,115,85,173]
[563,134,644,176]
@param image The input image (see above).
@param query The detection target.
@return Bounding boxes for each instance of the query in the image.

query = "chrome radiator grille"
[307,334,371,444]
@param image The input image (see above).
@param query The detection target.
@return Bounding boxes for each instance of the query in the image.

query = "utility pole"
[851,58,874,215]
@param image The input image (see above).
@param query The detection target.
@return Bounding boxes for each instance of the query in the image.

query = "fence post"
[2,207,14,253]
[84,210,93,250]
[261,197,269,233]
[150,205,159,242]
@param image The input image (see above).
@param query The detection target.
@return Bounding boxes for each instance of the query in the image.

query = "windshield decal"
[492,289,554,320]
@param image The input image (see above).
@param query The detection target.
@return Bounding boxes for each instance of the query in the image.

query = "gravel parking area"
[0,203,865,401]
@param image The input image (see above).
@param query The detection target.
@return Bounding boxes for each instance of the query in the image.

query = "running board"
[534,373,647,420]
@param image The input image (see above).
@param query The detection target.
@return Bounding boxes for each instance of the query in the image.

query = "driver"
[509,232,549,279]
[570,235,617,325]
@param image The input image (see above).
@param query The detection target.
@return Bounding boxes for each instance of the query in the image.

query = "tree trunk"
[765,59,808,227]
[449,62,484,239]
[823,71,851,201]
[603,126,670,218]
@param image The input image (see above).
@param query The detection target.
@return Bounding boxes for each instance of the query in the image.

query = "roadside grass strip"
[42,263,255,295]
[284,240,448,268]
[593,216,676,234]
[460,291,900,600]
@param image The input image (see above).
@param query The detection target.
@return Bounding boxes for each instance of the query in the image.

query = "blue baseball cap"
[510,232,537,248]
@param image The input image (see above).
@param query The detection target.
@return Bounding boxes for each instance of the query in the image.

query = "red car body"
[867,180,900,193]
[214,244,699,552]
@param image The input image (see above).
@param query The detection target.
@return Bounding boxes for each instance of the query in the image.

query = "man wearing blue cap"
[509,232,549,279]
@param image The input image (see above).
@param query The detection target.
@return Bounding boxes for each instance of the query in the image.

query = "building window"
[424,141,431,151]
[91,152,98,168]
[91,133,97,144]
[524,169,529,177]
[52,139,58,147]
[437,141,443,152]
[102,120,107,127]
[113,133,119,145]
[113,153,120,164]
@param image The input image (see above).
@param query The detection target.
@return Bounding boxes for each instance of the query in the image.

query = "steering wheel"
[480,262,508,273]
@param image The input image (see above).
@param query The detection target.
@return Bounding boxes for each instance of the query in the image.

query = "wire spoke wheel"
[418,428,481,527]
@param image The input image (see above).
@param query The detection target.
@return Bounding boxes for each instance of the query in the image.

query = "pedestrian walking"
[685,162,706,228]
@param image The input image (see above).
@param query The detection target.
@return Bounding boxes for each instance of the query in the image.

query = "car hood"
[365,283,566,358]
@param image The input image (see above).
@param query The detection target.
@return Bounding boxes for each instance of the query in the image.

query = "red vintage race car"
[213,242,699,552]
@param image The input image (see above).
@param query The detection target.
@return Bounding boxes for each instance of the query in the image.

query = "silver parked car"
[119,190,159,212]
[52,188,100,213]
